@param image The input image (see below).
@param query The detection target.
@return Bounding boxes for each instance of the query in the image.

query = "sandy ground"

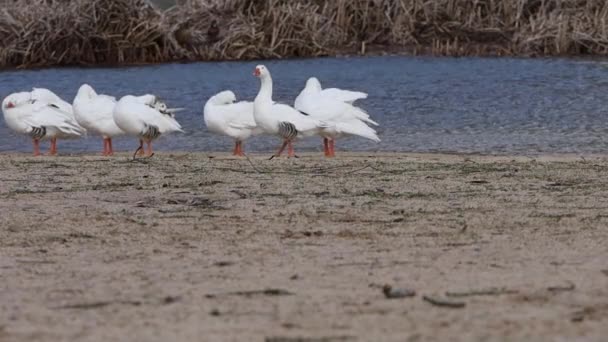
[1,151,607,342]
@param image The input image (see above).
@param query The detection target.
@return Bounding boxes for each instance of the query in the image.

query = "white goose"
[113,94,183,157]
[30,87,85,154]
[2,92,85,156]
[295,77,379,157]
[298,78,368,104]
[73,84,123,156]
[204,90,260,156]
[253,65,325,158]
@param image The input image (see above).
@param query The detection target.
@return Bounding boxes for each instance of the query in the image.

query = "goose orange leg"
[232,141,239,155]
[138,139,145,156]
[146,141,154,157]
[329,139,336,157]
[102,138,109,156]
[238,141,245,157]
[233,140,245,156]
[49,138,57,156]
[323,138,330,157]
[32,139,42,156]
[108,138,114,156]
[287,141,296,158]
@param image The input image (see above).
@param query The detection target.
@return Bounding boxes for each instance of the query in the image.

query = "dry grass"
[0,0,179,67]
[2,0,608,68]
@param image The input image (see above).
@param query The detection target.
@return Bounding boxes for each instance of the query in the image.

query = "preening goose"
[204,90,260,156]
[2,92,85,156]
[73,84,123,156]
[113,94,183,157]
[294,77,379,157]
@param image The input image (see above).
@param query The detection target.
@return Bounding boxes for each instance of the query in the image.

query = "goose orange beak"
[253,68,260,77]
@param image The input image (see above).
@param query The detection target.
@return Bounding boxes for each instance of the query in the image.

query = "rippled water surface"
[1,57,607,154]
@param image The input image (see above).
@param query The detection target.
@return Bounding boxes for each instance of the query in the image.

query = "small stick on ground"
[244,153,267,174]
[206,288,293,298]
[132,146,143,160]
[345,165,371,175]
[54,300,142,310]
[446,287,519,297]
[383,284,416,299]
[547,281,575,292]
[265,336,355,342]
[131,146,154,163]
[423,295,466,308]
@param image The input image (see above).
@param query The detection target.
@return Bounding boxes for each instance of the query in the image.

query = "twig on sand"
[383,284,416,299]
[229,156,377,177]
[131,146,154,162]
[422,295,466,308]
[54,295,180,310]
[130,157,154,164]
[16,259,56,264]
[547,281,575,292]
[344,164,371,174]
[446,287,518,297]
[54,300,142,310]
[244,153,269,174]
[265,336,355,342]
[132,146,143,160]
[206,288,293,298]
[367,165,413,175]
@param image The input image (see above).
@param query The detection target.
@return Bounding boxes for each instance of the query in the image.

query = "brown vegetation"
[2,0,608,68]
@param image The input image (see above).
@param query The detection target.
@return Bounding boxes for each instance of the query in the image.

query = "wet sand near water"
[1,152,607,341]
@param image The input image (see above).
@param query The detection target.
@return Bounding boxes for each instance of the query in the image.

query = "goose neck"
[257,75,273,102]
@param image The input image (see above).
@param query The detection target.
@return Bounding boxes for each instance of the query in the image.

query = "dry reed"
[2,0,608,68]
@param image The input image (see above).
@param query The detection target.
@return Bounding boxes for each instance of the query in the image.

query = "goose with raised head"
[204,90,260,156]
[73,84,123,156]
[252,65,325,159]
[113,94,183,157]
[294,77,379,157]
[2,92,85,156]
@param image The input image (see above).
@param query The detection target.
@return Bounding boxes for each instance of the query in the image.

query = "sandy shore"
[1,152,607,341]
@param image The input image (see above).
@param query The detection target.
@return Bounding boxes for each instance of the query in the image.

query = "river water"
[0,56,607,155]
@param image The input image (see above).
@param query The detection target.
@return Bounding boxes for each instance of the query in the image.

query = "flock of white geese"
[1,65,380,158]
